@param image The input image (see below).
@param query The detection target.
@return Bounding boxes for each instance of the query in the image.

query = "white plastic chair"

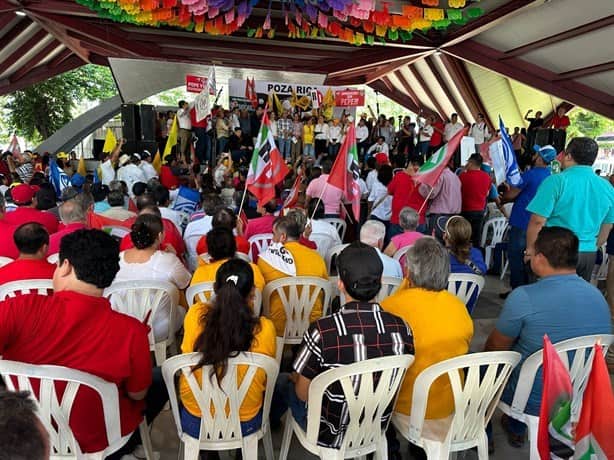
[161,351,279,460]
[479,217,508,268]
[262,276,333,345]
[591,243,609,286]
[498,334,614,460]
[325,243,349,276]
[0,360,154,459]
[248,233,274,262]
[186,281,263,317]
[339,276,403,305]
[103,280,180,366]
[310,232,340,261]
[447,273,485,313]
[322,217,347,241]
[0,279,54,300]
[0,256,13,267]
[102,225,131,239]
[280,354,414,460]
[47,253,59,264]
[392,351,521,459]
[392,247,407,263]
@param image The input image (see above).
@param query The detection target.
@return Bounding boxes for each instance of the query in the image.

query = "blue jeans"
[180,405,263,439]
[278,138,291,160]
[328,142,341,158]
[303,143,315,158]
[217,136,229,155]
[508,226,528,289]
[271,373,308,431]
[417,141,430,157]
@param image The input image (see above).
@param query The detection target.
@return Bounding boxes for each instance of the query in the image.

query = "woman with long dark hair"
[179,259,276,440]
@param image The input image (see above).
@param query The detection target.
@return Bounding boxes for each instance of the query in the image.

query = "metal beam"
[502,15,614,58]
[553,61,614,81]
[370,79,420,114]
[0,17,29,50]
[0,54,84,95]
[8,40,62,82]
[444,41,614,119]
[0,28,48,75]
[29,13,90,62]
[423,55,469,122]
[406,65,446,120]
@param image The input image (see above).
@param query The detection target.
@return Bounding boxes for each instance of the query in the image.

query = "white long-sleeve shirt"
[328,125,342,143]
[356,125,369,142]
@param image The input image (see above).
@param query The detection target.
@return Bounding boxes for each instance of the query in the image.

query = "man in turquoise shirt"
[525,137,614,281]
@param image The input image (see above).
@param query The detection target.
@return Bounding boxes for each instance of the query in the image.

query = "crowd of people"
[0,102,611,460]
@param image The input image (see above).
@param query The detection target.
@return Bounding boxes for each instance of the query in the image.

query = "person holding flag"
[484,227,611,451]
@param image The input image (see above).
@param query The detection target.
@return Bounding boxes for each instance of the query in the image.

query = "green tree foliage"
[567,109,614,139]
[5,64,117,142]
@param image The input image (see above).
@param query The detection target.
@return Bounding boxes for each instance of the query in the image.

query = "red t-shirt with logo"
[3,207,59,234]
[459,169,492,212]
[0,259,55,284]
[0,291,152,453]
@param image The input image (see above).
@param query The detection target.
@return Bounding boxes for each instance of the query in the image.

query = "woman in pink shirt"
[384,207,424,258]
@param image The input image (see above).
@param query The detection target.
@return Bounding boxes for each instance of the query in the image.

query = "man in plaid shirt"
[272,242,414,449]
[277,111,294,161]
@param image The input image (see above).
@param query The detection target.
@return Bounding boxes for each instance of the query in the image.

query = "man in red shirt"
[4,184,58,234]
[48,194,92,256]
[549,106,571,131]
[0,223,55,284]
[459,154,492,246]
[429,115,445,154]
[159,153,185,190]
[190,105,211,165]
[0,229,166,456]
[0,194,19,259]
[387,161,426,239]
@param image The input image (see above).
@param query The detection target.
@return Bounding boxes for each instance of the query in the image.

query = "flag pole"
[417,186,434,216]
[238,185,249,216]
[310,183,328,221]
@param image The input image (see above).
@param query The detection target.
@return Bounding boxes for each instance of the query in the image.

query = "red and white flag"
[327,124,361,222]
[245,77,258,108]
[7,134,21,158]
[246,110,289,207]
[414,128,465,187]
[283,169,303,209]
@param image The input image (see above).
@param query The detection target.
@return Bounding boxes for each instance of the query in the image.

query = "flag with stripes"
[327,124,361,222]
[246,110,289,207]
[49,159,70,198]
[491,116,523,187]
[172,186,200,214]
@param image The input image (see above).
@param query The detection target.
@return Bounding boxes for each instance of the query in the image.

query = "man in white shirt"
[367,136,389,157]
[307,199,342,260]
[468,113,491,154]
[139,150,158,181]
[417,117,434,157]
[99,138,124,186]
[327,119,343,158]
[117,154,147,197]
[183,193,222,270]
[356,119,370,160]
[360,219,402,278]
[444,113,464,142]
[177,100,193,162]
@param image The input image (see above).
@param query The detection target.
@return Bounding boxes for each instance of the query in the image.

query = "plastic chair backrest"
[102,226,131,239]
[0,360,123,458]
[161,352,279,447]
[480,217,508,248]
[47,253,59,264]
[186,281,263,317]
[322,217,347,241]
[339,276,403,305]
[306,355,414,452]
[103,280,179,364]
[409,351,521,447]
[262,276,333,344]
[509,334,614,422]
[0,256,13,267]
[447,273,485,309]
[502,202,514,217]
[310,232,339,260]
[0,279,54,300]
[325,243,349,276]
[248,233,274,262]
[592,244,609,283]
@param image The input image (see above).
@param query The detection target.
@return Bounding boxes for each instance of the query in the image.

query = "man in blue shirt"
[485,226,611,447]
[525,137,614,281]
[503,145,555,289]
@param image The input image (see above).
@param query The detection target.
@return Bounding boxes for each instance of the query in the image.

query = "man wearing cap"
[3,184,58,234]
[271,241,414,448]
[502,145,554,290]
[117,154,146,197]
[0,223,55,284]
[139,151,158,181]
[525,137,614,281]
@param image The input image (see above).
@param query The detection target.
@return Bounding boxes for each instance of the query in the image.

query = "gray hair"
[286,209,307,233]
[405,237,449,291]
[360,220,386,249]
[399,207,419,231]
[59,198,87,224]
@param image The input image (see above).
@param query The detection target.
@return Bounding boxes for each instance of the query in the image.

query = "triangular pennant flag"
[77,154,87,176]
[102,128,117,154]
[414,128,465,187]
[163,115,178,159]
[152,149,162,173]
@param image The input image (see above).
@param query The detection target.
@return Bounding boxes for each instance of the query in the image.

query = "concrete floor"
[147,275,530,459]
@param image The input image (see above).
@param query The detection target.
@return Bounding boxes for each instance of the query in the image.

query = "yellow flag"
[102,128,117,153]
[290,88,298,108]
[273,92,283,114]
[323,88,334,107]
[163,115,178,159]
[77,155,87,176]
[152,149,162,173]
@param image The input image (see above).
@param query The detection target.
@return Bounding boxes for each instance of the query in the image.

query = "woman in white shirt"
[469,113,491,153]
[328,119,343,158]
[314,115,329,158]
[114,213,191,341]
[367,164,393,233]
[417,116,434,157]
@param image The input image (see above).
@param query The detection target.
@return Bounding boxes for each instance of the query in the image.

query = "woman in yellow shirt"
[180,258,276,439]
[302,117,315,158]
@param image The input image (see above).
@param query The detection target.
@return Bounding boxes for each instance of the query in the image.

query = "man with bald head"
[47,192,92,256]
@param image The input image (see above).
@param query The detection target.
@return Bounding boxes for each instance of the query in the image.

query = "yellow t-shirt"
[381,287,473,419]
[303,124,315,145]
[179,302,277,420]
[191,258,266,293]
[257,241,328,336]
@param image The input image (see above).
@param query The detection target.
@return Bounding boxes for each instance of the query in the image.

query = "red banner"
[334,89,365,107]
[186,74,208,93]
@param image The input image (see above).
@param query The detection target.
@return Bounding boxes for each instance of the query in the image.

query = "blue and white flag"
[490,116,523,187]
[172,186,200,214]
[49,159,70,198]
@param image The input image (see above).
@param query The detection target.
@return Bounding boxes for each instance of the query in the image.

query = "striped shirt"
[293,301,414,449]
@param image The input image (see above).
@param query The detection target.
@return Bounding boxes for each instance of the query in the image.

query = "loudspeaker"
[139,104,156,141]
[551,129,567,153]
[121,104,140,143]
[534,129,551,148]
[92,139,105,160]
[138,140,158,155]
